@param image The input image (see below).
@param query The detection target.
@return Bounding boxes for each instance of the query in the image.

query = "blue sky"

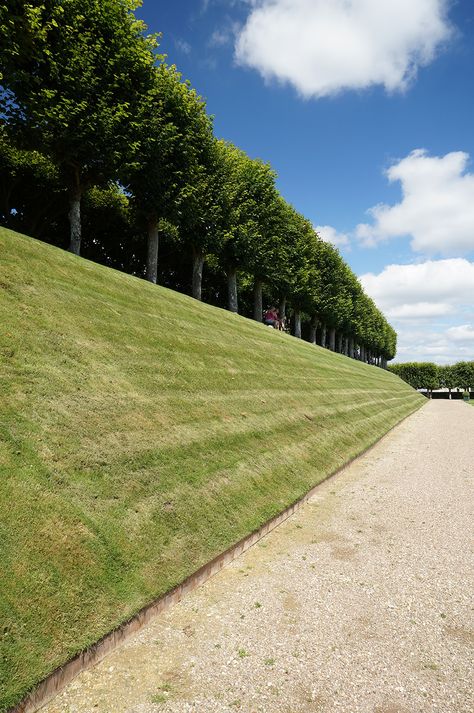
[138,0,474,363]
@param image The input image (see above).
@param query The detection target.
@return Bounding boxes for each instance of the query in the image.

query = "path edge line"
[9,401,425,713]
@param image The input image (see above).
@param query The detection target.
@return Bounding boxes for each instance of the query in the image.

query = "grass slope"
[0,228,424,710]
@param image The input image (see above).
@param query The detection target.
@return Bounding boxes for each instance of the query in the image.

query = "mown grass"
[0,228,424,711]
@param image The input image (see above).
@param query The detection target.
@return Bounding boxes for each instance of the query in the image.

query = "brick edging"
[9,402,425,713]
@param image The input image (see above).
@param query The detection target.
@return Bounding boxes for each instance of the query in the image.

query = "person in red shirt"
[264,306,279,328]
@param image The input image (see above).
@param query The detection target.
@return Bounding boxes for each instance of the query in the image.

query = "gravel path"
[43,400,473,713]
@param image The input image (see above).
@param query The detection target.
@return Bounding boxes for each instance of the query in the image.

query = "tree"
[240,165,282,321]
[438,364,457,399]
[125,63,212,284]
[285,215,321,339]
[453,361,474,392]
[0,0,157,255]
[176,138,230,300]
[213,143,282,314]
[313,241,352,351]
[389,362,439,395]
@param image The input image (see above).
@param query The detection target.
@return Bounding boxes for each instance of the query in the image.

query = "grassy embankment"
[0,228,424,711]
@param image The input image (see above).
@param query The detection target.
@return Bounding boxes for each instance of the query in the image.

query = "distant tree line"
[389,362,474,397]
[0,0,397,364]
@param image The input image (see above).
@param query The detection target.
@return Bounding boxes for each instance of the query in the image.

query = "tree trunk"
[68,186,82,255]
[253,279,263,321]
[349,337,354,358]
[192,248,205,300]
[360,345,366,362]
[320,324,327,348]
[294,310,302,338]
[279,296,287,324]
[227,268,238,313]
[329,327,336,352]
[309,315,319,345]
[146,219,159,284]
[337,332,343,353]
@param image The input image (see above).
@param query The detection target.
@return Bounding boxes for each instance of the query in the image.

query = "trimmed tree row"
[0,0,397,363]
[389,362,474,396]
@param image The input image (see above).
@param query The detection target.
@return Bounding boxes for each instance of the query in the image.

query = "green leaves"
[1,0,158,186]
[125,63,212,224]
[389,362,439,390]
[391,361,474,391]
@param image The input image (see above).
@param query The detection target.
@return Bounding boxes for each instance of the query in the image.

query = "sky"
[137,0,474,364]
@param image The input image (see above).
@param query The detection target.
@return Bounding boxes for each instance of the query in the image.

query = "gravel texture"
[42,400,473,713]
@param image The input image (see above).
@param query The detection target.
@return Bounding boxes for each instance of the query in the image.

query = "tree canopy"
[389,361,474,393]
[1,0,158,253]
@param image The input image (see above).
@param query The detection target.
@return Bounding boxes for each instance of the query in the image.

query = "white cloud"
[315,224,350,249]
[175,38,192,55]
[357,150,474,255]
[393,325,474,364]
[208,21,241,48]
[209,29,231,47]
[235,0,452,98]
[360,259,474,363]
[360,259,474,314]
[387,302,454,320]
[446,324,474,342]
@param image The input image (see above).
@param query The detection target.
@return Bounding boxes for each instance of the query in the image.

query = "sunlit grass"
[0,228,424,710]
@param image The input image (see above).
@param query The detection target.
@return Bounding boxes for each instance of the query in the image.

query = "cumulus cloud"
[357,150,474,255]
[360,259,474,362]
[360,259,474,316]
[235,0,452,98]
[315,224,351,250]
[394,324,474,364]
[387,302,454,320]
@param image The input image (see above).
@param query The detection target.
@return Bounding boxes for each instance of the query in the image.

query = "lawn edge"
[9,399,426,713]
